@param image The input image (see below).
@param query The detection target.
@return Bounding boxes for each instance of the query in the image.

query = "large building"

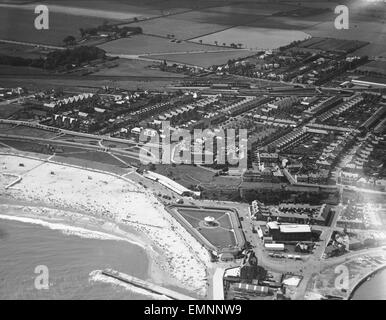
[266,221,312,242]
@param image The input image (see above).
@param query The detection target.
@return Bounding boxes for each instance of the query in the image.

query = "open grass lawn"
[0,139,49,153]
[59,150,124,166]
[93,58,185,77]
[0,104,24,118]
[0,43,49,59]
[0,65,49,76]
[147,50,258,67]
[199,228,236,248]
[0,125,58,139]
[153,164,215,188]
[177,207,237,248]
[52,154,129,175]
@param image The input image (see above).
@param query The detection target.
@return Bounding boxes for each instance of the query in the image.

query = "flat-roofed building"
[267,221,312,242]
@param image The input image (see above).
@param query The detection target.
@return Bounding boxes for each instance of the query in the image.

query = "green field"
[146,50,258,67]
[176,207,237,249]
[0,104,24,118]
[127,9,264,40]
[1,0,384,71]
[192,26,310,50]
[93,59,185,77]
[0,6,120,45]
[98,34,230,56]
[153,164,215,188]
[0,124,58,139]
[51,154,129,175]
[0,43,49,59]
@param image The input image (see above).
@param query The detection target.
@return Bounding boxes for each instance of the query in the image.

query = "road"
[0,133,156,164]
[0,39,64,50]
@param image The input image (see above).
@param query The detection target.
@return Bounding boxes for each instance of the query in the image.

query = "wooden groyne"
[101,269,196,300]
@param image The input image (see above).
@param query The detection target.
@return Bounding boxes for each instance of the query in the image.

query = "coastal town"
[0,0,385,301]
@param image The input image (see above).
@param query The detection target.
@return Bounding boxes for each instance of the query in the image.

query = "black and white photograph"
[0,0,385,306]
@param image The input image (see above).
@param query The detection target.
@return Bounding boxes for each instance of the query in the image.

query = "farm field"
[0,6,120,45]
[205,2,296,16]
[128,9,265,40]
[146,49,258,67]
[298,37,368,53]
[92,59,186,77]
[0,43,50,59]
[43,0,218,16]
[357,60,386,76]
[0,65,49,76]
[192,26,310,50]
[125,16,226,41]
[0,2,153,20]
[98,34,230,56]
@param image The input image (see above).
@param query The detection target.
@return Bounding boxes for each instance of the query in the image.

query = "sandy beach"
[0,153,211,297]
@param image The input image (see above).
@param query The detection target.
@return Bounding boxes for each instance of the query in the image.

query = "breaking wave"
[0,213,145,249]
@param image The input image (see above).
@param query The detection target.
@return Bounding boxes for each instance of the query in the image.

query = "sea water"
[0,210,158,300]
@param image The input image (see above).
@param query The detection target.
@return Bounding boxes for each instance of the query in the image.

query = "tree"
[63,35,76,46]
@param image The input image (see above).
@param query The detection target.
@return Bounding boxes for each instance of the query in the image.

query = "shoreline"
[0,200,191,296]
[0,152,211,298]
[348,264,386,300]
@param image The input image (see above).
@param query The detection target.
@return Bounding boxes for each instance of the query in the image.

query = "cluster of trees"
[79,22,142,39]
[0,46,106,70]
[44,46,106,70]
[0,54,44,68]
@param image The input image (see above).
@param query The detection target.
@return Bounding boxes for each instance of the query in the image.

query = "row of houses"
[43,93,95,111]
[317,94,363,123]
